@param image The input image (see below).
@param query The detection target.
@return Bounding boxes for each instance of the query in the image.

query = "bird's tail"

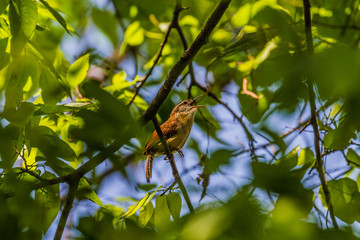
[146,154,154,183]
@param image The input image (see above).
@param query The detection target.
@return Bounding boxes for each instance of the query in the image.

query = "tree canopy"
[1,0,360,239]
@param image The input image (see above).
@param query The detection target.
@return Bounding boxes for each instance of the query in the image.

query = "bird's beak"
[190,94,204,106]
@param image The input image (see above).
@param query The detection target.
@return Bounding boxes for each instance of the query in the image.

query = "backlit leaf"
[66,53,90,88]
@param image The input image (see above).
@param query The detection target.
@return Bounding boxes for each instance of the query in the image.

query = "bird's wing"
[144,120,178,154]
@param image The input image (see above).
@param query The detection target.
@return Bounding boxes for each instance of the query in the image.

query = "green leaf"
[0,0,9,15]
[346,149,360,167]
[252,161,306,196]
[166,192,181,221]
[231,3,252,28]
[44,158,74,176]
[92,8,118,47]
[19,0,37,38]
[27,126,76,161]
[66,53,90,88]
[3,102,35,126]
[34,103,92,115]
[274,145,300,170]
[121,192,150,219]
[120,21,144,55]
[323,126,355,150]
[39,0,70,34]
[319,178,360,224]
[125,21,144,46]
[154,195,171,231]
[138,201,154,228]
[4,58,28,109]
[239,93,270,123]
[103,71,136,92]
[35,172,60,233]
[206,149,233,173]
[121,185,162,220]
[137,183,157,192]
[0,124,23,169]
[77,178,104,207]
[9,0,25,56]
[39,67,66,104]
[297,147,315,167]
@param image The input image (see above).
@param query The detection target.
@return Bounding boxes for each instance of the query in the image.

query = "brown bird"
[143,96,204,182]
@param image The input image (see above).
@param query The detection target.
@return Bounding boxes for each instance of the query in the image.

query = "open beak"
[190,94,205,108]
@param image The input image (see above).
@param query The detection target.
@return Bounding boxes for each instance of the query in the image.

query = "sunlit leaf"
[39,0,70,34]
[19,0,37,38]
[166,192,181,221]
[77,178,104,208]
[346,149,360,168]
[138,201,154,228]
[297,147,315,167]
[154,195,171,231]
[66,53,90,88]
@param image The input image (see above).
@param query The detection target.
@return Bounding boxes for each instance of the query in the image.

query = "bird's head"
[171,95,205,119]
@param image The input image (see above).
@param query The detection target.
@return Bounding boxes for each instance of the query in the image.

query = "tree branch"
[140,0,232,125]
[54,177,80,240]
[152,117,195,213]
[303,0,339,229]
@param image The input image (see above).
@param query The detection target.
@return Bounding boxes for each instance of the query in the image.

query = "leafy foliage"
[1,0,360,239]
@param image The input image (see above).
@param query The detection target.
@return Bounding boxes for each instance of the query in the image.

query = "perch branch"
[152,117,195,213]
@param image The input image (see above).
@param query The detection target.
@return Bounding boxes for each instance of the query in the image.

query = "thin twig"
[192,81,256,157]
[303,0,339,229]
[152,118,195,213]
[140,0,232,125]
[313,20,360,31]
[127,1,186,105]
[54,177,80,240]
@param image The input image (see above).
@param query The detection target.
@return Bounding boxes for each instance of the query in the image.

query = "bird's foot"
[174,148,184,158]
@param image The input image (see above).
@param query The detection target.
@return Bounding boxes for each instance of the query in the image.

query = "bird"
[143,95,204,183]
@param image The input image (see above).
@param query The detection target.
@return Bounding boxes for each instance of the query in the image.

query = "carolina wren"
[143,95,204,182]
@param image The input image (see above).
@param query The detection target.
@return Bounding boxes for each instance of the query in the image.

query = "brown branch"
[152,118,195,213]
[20,168,47,182]
[127,2,186,105]
[54,177,80,240]
[140,0,232,125]
[303,0,339,229]
[33,140,124,190]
